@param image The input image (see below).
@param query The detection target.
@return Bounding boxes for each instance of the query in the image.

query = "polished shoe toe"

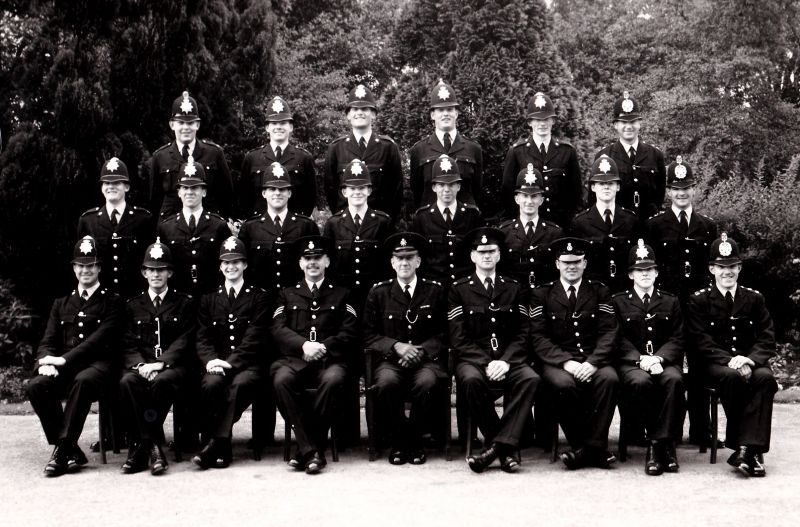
[560,449,586,471]
[728,446,751,477]
[389,450,407,465]
[305,451,327,474]
[191,440,218,470]
[748,452,766,477]
[663,443,679,473]
[409,449,426,465]
[500,454,520,474]
[121,444,148,474]
[150,444,168,476]
[645,443,663,476]
[44,445,69,477]
[467,445,499,473]
[67,445,89,472]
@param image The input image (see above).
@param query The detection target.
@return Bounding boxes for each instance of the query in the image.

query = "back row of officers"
[29,83,776,479]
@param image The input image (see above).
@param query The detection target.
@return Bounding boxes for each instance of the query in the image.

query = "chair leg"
[98,400,108,465]
[465,415,474,459]
[550,418,559,463]
[330,426,339,462]
[365,387,376,462]
[618,421,628,462]
[283,419,291,463]
[444,388,452,461]
[709,389,719,464]
[172,404,183,463]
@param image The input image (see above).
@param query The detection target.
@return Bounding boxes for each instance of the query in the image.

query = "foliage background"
[2,0,800,374]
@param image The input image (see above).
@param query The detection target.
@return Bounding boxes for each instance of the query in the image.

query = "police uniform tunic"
[270,281,360,456]
[594,141,666,220]
[502,137,583,225]
[448,274,538,448]
[324,133,403,221]
[411,202,483,284]
[409,133,483,208]
[196,283,270,438]
[612,289,685,440]
[529,280,619,450]
[239,212,319,296]
[77,205,153,299]
[148,139,233,219]
[119,289,196,443]
[363,278,448,449]
[240,144,317,217]
[497,218,563,293]
[27,288,124,445]
[686,286,778,451]
[157,211,231,296]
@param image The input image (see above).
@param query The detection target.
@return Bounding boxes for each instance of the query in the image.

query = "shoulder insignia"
[377,134,396,144]
[453,276,471,286]
[201,138,222,148]
[154,143,172,154]
[612,291,630,298]
[331,135,349,144]
[555,138,572,147]
[371,209,391,219]
[294,145,313,156]
[421,278,443,287]
[693,288,708,296]
[648,211,666,220]
[207,211,225,221]
[742,286,762,296]
[132,206,152,215]
[586,279,609,288]
[656,289,676,297]
[574,208,591,217]
[80,207,101,217]
[372,280,392,289]
[497,219,516,229]
[415,204,433,213]
[500,276,518,284]
[245,145,266,155]
[618,206,637,215]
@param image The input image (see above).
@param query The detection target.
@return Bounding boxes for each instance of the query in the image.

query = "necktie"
[679,210,689,238]
[153,295,161,310]
[188,214,196,233]
[358,136,367,153]
[725,291,734,317]
[539,143,547,158]
[311,283,319,300]
[643,293,650,309]
[181,144,189,161]
[444,208,452,227]
[404,284,412,303]
[275,146,282,160]
[568,285,577,314]
[80,289,89,304]
[354,214,362,232]
[275,215,282,233]
[526,221,535,240]
[604,209,613,232]
[628,147,636,161]
[443,132,452,152]
[110,209,119,227]
[228,287,236,306]
[485,277,494,299]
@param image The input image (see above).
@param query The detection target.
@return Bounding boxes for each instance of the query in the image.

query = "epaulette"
[368,209,391,219]
[461,202,480,211]
[612,290,630,298]
[127,292,146,303]
[331,135,349,144]
[245,145,266,155]
[154,142,172,154]
[554,138,572,147]
[291,213,315,222]
[534,281,556,290]
[416,204,433,213]
[742,286,763,296]
[586,279,609,288]
[421,278,442,287]
[245,212,263,222]
[693,288,709,296]
[371,280,392,289]
[574,208,592,218]
[497,219,516,229]
[131,206,151,215]
[648,211,666,221]
[618,206,637,215]
[206,211,225,221]
[656,289,676,298]
[294,145,313,156]
[80,207,102,217]
[498,275,518,284]
[201,138,222,148]
[511,136,528,148]
[377,134,396,144]
[453,276,472,286]
[332,208,347,217]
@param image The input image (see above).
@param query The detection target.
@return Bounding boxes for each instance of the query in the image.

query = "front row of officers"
[29,220,777,478]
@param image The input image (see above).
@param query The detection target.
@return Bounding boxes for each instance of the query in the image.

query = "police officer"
[685,234,778,477]
[148,90,233,220]
[502,91,583,225]
[192,237,270,469]
[449,228,539,473]
[529,237,619,470]
[323,159,394,310]
[409,80,483,208]
[239,96,317,217]
[270,235,360,474]
[239,162,320,297]
[411,154,483,284]
[77,157,152,299]
[27,236,125,476]
[324,83,403,221]
[157,158,231,296]
[571,154,641,292]
[594,90,666,220]
[118,238,195,475]
[363,232,448,465]
[497,163,564,294]
[612,240,685,476]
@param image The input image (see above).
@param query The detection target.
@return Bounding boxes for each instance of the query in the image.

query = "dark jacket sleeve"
[585,285,618,368]
[362,288,396,355]
[159,299,196,368]
[321,295,360,361]
[447,286,487,367]
[62,296,125,366]
[195,294,219,366]
[529,288,572,367]
[270,289,307,358]
[226,290,268,371]
[655,299,685,366]
[499,287,530,365]
[36,300,63,362]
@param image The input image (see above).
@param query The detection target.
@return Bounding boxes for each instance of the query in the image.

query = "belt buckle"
[490,337,499,351]
[309,329,317,342]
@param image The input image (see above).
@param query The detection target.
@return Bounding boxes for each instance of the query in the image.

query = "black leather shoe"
[467,444,499,473]
[121,443,148,474]
[409,449,426,465]
[213,439,232,469]
[288,449,305,470]
[389,449,407,465]
[748,452,766,477]
[727,446,751,477]
[645,443,663,476]
[305,451,327,474]
[663,442,679,473]
[592,449,617,469]
[150,443,168,475]
[191,439,218,470]
[44,444,69,477]
[560,448,588,470]
[67,444,89,472]
[500,453,520,473]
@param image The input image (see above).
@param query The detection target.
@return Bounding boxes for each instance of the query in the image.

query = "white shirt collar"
[306,278,325,291]
[560,278,582,295]
[353,130,372,145]
[224,280,245,297]
[671,204,693,220]
[633,285,655,301]
[619,138,639,153]
[177,140,196,155]
[595,202,615,218]
[519,215,539,229]
[398,276,418,297]
[475,270,497,288]
[348,205,369,221]
[182,207,204,224]
[79,282,101,299]
[533,136,551,152]
[716,283,737,299]
[437,201,456,218]
[148,288,169,303]
[106,202,126,220]
[435,129,457,145]
[270,141,289,153]
[268,208,288,224]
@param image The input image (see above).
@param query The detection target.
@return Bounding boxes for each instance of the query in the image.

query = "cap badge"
[599,158,611,173]
[355,85,367,99]
[79,238,94,255]
[223,238,238,251]
[621,99,634,113]
[106,158,120,172]
[271,98,285,113]
[149,245,164,260]
[480,235,488,244]
[524,170,537,185]
[308,241,315,250]
[400,238,408,247]
[180,92,194,114]
[534,93,546,108]
[636,239,649,259]
[437,85,451,100]
[272,164,285,178]
[440,158,453,172]
[350,161,364,176]
[719,233,732,257]
[567,242,573,252]
[183,163,197,177]
[674,165,687,179]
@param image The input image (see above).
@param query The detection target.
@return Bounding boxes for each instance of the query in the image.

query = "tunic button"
[78,333,84,338]
[229,336,235,341]
[277,237,282,242]
[112,243,117,249]
[355,269,360,274]
[449,252,454,257]
[355,259,360,263]
[545,187,549,191]
[113,255,119,261]
[449,264,454,268]
[312,301,318,306]
[634,178,639,182]
[355,281,361,285]
[312,315,317,319]
[573,321,578,326]
[230,345,235,350]
[647,327,653,331]
[113,267,118,272]
[191,250,196,255]
[491,318,496,323]
[276,261,281,265]
[229,325,234,330]
[78,322,84,327]
[114,279,118,283]
[355,247,360,252]
[407,325,412,329]
[448,241,453,246]
[355,236,360,241]
[277,249,281,253]
[575,332,580,336]
[276,272,281,276]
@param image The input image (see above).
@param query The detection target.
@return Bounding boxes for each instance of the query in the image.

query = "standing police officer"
[240,96,317,217]
[409,80,483,208]
[594,91,666,220]
[324,83,403,221]
[502,92,583,225]
[77,157,153,299]
[149,90,233,220]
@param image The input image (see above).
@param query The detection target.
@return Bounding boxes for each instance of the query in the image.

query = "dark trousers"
[540,363,618,450]
[271,361,348,457]
[455,362,539,448]
[373,360,447,449]
[118,367,187,444]
[200,369,265,439]
[27,365,112,445]
[706,364,777,452]
[618,364,684,441]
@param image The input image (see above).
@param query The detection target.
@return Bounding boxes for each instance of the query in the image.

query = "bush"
[0,366,28,403]
[0,279,37,368]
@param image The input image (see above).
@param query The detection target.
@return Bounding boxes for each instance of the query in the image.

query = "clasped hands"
[639,355,664,375]
[564,359,597,382]
[138,361,165,381]
[303,341,328,362]
[206,358,232,375]
[728,355,755,379]
[393,342,425,368]
[38,355,66,376]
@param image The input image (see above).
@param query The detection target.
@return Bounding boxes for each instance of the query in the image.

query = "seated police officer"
[449,227,539,473]
[529,237,619,470]
[192,237,270,469]
[685,234,778,477]
[27,236,124,476]
[271,235,360,474]
[118,238,196,475]
[363,232,448,465]
[612,240,685,476]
